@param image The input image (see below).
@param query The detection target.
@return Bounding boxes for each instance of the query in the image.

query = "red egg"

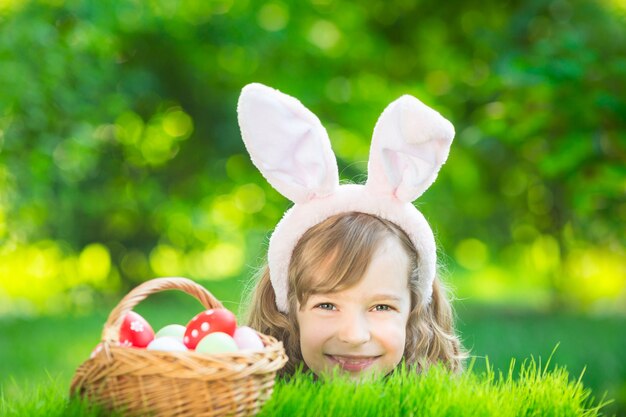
[119,311,155,348]
[184,308,237,349]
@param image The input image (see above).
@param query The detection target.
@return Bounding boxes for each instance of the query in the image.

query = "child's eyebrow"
[367,293,403,302]
[307,293,404,302]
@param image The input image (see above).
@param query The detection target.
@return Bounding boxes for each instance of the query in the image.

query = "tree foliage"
[0,0,624,314]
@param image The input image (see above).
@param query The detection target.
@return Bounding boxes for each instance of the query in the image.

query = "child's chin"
[318,364,388,382]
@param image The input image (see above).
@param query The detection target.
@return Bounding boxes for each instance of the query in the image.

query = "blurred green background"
[0,0,625,414]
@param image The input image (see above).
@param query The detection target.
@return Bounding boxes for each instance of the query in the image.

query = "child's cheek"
[301,314,332,340]
[296,310,328,343]
[375,316,407,361]
[297,314,335,374]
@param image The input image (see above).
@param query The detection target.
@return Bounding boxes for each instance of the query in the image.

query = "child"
[237,83,466,379]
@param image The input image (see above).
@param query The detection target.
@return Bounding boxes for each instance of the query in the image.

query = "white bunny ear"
[366,95,455,202]
[237,83,339,203]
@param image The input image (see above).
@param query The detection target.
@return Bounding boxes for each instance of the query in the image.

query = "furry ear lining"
[237,83,339,204]
[366,95,455,202]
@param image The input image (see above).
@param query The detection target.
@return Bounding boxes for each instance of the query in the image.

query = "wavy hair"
[241,212,467,377]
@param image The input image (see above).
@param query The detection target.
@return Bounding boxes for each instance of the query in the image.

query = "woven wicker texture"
[70,277,288,417]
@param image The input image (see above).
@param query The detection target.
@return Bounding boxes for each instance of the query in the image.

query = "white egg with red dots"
[147,336,188,352]
[183,308,237,349]
[233,326,264,351]
[195,332,239,354]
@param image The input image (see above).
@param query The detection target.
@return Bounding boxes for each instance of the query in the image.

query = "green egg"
[155,324,186,341]
[195,332,238,354]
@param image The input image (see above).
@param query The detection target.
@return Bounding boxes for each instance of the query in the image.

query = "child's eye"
[315,303,336,311]
[373,304,393,312]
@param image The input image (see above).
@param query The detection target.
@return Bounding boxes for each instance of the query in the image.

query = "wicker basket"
[70,277,288,417]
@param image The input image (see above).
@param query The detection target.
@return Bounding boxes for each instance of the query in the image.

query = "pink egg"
[90,343,104,359]
[90,341,130,358]
[233,326,264,351]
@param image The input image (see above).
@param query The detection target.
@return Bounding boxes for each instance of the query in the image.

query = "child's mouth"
[325,354,380,372]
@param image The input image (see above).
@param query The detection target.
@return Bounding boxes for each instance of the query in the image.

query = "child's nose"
[337,313,371,345]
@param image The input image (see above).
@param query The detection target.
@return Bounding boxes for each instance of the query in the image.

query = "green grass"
[1,291,624,416]
[259,359,608,417]
[456,303,626,416]
[0,360,609,417]
[0,377,123,417]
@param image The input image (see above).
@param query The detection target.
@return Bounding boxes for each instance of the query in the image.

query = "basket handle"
[101,277,224,343]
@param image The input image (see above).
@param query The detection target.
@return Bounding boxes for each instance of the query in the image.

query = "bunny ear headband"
[237,83,454,313]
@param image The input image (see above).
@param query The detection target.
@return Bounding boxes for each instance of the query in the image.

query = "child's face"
[296,236,411,380]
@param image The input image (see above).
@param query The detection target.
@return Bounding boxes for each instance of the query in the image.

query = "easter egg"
[90,343,104,359]
[233,326,264,351]
[155,324,186,342]
[184,308,237,349]
[119,311,155,348]
[195,332,238,354]
[147,336,188,352]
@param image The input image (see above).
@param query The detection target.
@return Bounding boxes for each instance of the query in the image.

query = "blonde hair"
[242,212,467,377]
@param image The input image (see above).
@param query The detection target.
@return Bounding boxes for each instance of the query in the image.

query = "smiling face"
[295,236,412,380]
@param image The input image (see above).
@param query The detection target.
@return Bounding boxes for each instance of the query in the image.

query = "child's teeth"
[335,356,369,364]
